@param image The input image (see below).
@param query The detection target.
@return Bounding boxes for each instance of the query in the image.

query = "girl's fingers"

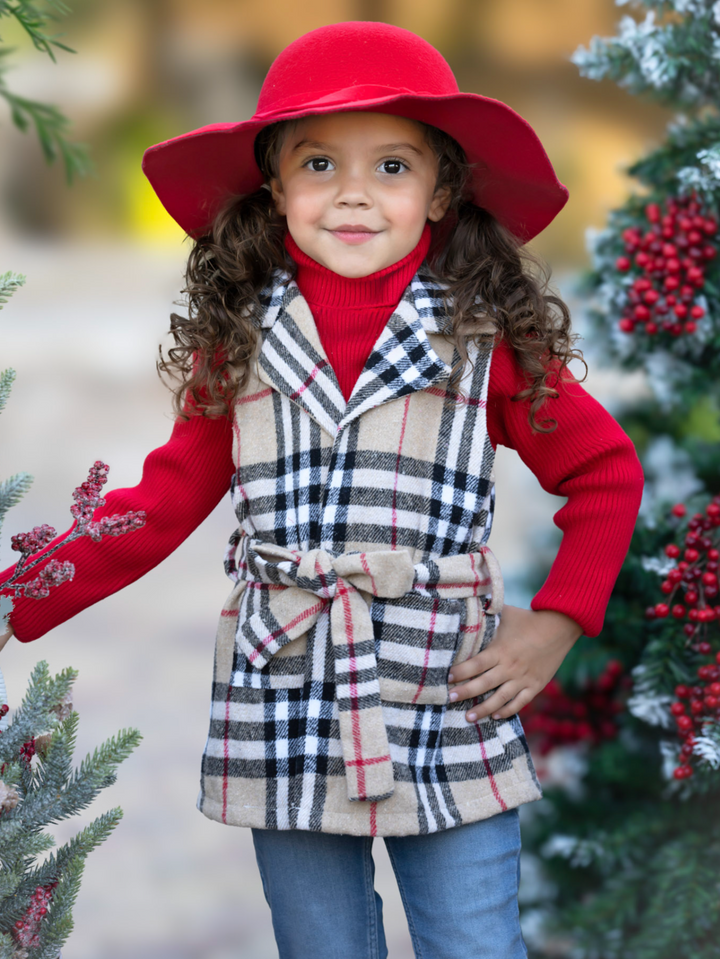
[463,683,526,723]
[447,649,497,685]
[0,628,14,653]
[448,665,505,704]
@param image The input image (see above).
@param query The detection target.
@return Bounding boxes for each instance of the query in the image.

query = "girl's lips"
[328,227,380,245]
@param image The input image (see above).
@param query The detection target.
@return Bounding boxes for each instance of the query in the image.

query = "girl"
[1,21,644,959]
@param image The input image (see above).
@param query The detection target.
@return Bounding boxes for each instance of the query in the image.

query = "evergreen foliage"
[0,1,90,182]
[520,2,720,955]
[0,663,141,958]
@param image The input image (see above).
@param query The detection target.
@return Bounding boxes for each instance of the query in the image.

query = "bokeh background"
[0,2,658,956]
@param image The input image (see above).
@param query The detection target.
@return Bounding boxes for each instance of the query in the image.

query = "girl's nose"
[334,169,373,208]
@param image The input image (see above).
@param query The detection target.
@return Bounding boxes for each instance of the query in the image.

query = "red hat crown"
[256,22,459,119]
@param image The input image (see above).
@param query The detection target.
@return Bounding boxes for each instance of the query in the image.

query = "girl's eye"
[307,157,333,172]
[379,159,407,175]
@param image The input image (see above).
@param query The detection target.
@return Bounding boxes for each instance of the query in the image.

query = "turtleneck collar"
[284,223,431,311]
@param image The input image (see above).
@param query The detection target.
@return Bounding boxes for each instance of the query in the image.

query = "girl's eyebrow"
[290,139,425,157]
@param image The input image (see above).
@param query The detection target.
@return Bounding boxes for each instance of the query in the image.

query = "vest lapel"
[257,273,453,436]
[339,279,453,430]
[257,282,345,437]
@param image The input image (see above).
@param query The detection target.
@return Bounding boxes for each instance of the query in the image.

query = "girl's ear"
[269,178,287,216]
[428,185,452,223]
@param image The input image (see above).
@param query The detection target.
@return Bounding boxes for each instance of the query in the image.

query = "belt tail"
[331,577,395,802]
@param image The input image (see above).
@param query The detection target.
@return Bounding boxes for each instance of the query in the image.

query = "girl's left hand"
[447,604,583,723]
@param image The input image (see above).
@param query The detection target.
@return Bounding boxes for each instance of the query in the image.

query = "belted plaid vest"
[197,272,541,836]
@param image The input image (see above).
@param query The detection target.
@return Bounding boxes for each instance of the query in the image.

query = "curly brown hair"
[159,119,586,431]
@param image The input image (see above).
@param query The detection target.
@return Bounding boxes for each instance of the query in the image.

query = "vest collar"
[256,273,453,437]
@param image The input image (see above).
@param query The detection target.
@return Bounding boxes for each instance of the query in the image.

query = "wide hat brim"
[142,90,568,244]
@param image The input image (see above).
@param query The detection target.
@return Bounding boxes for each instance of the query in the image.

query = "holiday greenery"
[0,0,91,182]
[517,2,720,956]
[0,259,142,959]
[0,663,141,959]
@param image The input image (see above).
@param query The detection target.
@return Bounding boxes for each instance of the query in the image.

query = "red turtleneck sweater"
[2,231,644,643]
[284,226,432,402]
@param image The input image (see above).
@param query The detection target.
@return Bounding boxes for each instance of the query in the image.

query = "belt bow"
[235,538,502,803]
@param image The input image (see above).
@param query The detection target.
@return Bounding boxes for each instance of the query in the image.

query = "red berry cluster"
[645,496,720,779]
[19,738,35,764]
[70,460,110,522]
[520,661,626,755]
[670,663,720,780]
[13,882,57,951]
[645,497,720,628]
[10,524,56,556]
[615,196,717,337]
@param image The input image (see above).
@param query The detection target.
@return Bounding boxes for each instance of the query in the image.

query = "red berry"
[662,243,677,257]
[670,701,686,715]
[691,699,705,714]
[671,604,687,618]
[674,764,693,779]
[705,695,719,709]
[679,217,693,232]
[674,304,688,319]
[655,603,670,617]
[645,321,659,334]
[616,256,631,271]
[677,714,693,732]
[702,572,718,586]
[675,684,690,698]
[685,321,697,333]
[619,318,635,333]
[686,590,699,604]
[660,580,674,594]
[646,203,661,223]
[709,682,720,696]
[698,641,712,654]
[685,549,700,563]
[703,244,716,258]
[704,219,717,235]
[665,543,681,558]
[664,275,680,290]
[672,503,687,517]
[634,304,651,321]
[644,289,660,305]
[690,304,705,319]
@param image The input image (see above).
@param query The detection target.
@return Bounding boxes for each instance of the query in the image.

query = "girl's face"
[270,112,451,278]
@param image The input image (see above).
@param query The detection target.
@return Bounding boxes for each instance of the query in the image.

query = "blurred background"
[0,1,659,957]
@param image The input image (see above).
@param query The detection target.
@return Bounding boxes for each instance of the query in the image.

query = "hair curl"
[159,119,586,431]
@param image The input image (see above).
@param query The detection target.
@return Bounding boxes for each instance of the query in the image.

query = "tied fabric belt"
[234,539,504,803]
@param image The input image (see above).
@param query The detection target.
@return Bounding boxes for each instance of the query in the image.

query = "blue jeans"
[252,809,527,959]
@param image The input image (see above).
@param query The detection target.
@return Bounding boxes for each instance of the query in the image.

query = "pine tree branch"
[0,271,25,310]
[0,4,92,183]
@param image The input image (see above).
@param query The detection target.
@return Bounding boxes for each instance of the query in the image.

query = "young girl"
[1,21,644,959]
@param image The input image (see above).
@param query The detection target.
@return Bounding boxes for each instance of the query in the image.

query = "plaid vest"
[198,272,541,836]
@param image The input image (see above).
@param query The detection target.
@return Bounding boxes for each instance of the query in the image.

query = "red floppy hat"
[142,21,568,243]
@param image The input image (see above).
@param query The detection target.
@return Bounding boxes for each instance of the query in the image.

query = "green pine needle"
[0,272,25,310]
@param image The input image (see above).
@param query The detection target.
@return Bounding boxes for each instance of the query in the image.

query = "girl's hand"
[447,605,583,723]
[0,626,14,653]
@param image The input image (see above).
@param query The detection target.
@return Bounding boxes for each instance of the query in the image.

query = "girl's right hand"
[0,626,14,653]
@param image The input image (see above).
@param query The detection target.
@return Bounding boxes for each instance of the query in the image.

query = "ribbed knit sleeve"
[486,339,645,638]
[3,411,235,643]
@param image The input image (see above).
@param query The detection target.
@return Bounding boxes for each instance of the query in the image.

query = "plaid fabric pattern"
[199,272,542,836]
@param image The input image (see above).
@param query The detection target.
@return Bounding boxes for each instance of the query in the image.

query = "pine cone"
[0,781,19,812]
